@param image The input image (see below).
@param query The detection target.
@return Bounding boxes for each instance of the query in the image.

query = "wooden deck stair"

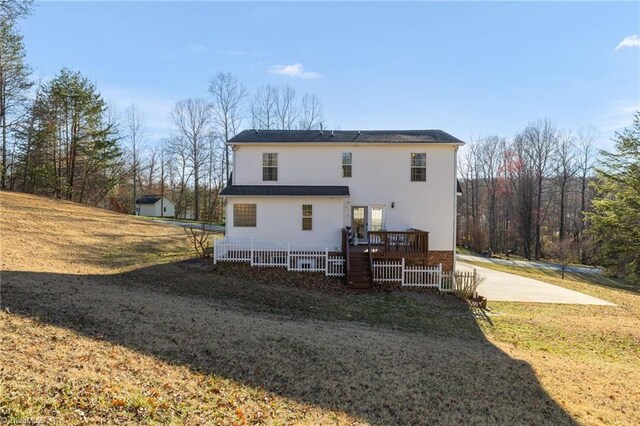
[347,251,372,289]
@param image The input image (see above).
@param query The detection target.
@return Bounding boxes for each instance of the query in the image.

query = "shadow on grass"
[2,260,577,425]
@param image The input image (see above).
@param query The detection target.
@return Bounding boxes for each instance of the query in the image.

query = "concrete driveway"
[457,261,615,306]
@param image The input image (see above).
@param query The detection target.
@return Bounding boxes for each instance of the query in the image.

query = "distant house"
[135,195,175,218]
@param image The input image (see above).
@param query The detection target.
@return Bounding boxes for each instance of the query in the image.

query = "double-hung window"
[263,153,278,181]
[342,152,352,177]
[234,203,256,227]
[411,153,426,182]
[302,204,312,230]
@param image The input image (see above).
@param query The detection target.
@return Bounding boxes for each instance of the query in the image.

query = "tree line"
[0,0,326,223]
[458,120,598,259]
[457,117,639,285]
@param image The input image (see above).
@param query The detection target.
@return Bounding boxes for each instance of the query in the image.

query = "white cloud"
[268,63,322,79]
[615,34,640,51]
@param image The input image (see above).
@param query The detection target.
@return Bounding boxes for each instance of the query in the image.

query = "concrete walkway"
[457,261,615,306]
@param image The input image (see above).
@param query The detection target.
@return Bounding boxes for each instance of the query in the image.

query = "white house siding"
[137,204,157,217]
[159,198,176,217]
[225,196,345,251]
[232,144,457,250]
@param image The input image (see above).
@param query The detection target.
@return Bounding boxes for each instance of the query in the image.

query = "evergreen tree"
[22,69,123,204]
[0,0,34,188]
[588,112,640,285]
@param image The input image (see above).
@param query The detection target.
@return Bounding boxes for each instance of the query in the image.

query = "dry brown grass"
[0,191,191,275]
[0,192,637,424]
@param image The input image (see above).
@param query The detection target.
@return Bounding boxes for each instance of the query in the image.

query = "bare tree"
[512,134,536,259]
[521,119,558,259]
[477,136,504,253]
[250,84,278,130]
[275,85,298,130]
[165,135,193,219]
[171,98,212,221]
[124,105,145,213]
[547,239,579,279]
[576,127,598,219]
[575,126,598,261]
[554,131,577,240]
[208,72,247,182]
[146,144,158,192]
[299,93,325,130]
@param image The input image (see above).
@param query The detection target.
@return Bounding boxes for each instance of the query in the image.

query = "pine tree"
[22,69,123,204]
[0,0,34,188]
[588,112,640,285]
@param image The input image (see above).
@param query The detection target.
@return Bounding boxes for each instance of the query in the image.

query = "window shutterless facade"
[302,204,312,230]
[233,203,256,227]
[411,153,426,181]
[342,152,352,177]
[263,153,278,181]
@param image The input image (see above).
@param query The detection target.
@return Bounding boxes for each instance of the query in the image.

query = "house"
[218,129,464,288]
[135,195,175,218]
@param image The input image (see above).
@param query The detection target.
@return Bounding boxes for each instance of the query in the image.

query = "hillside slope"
[0,191,190,274]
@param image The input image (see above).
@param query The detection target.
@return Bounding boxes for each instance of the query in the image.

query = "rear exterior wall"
[231,143,458,251]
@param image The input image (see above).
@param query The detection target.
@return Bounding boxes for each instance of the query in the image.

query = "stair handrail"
[342,228,351,282]
[367,237,374,286]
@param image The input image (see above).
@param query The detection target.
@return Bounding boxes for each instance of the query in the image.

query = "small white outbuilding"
[135,195,175,218]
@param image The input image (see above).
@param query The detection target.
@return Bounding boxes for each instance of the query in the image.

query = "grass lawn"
[1,191,638,424]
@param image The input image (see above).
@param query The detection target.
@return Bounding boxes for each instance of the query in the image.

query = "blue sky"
[22,1,640,149]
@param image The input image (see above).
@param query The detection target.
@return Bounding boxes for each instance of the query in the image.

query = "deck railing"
[214,238,345,277]
[368,229,429,263]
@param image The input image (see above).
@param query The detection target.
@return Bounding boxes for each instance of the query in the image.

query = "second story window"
[263,153,278,181]
[342,152,352,177]
[411,153,426,181]
[302,204,312,230]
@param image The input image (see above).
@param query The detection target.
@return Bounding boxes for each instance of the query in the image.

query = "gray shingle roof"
[220,185,350,197]
[135,195,162,204]
[228,129,464,144]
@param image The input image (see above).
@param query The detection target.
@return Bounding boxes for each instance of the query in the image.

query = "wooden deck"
[342,228,429,289]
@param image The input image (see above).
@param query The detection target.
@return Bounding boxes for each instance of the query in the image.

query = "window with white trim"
[234,203,256,227]
[342,152,352,177]
[263,153,278,181]
[411,153,426,181]
[302,204,312,230]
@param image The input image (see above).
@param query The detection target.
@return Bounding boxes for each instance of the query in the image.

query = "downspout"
[453,146,459,272]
